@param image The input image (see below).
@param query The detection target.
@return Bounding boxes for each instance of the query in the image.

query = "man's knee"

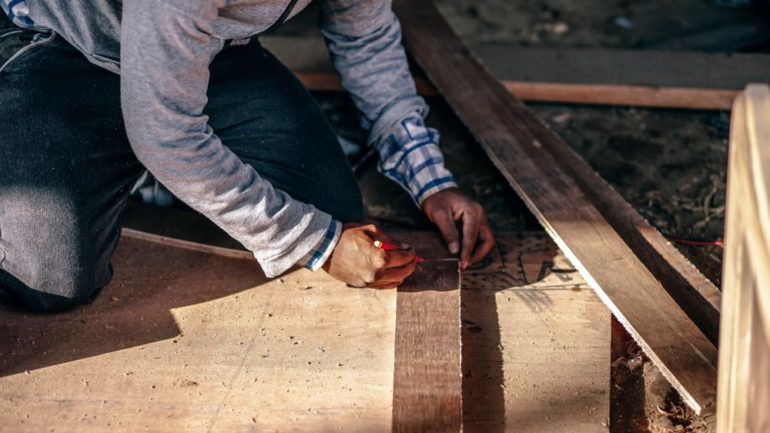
[0,187,118,313]
[0,263,108,313]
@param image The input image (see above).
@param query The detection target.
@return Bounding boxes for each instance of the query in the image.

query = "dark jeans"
[0,26,363,313]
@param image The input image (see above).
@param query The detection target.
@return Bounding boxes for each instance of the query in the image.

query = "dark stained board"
[392,0,717,415]
[473,44,770,91]
[392,259,462,433]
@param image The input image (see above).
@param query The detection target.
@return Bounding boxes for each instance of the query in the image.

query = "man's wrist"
[416,176,458,206]
[376,115,458,206]
[297,219,342,271]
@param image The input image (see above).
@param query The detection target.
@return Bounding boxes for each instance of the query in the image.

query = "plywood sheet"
[0,237,396,433]
[461,232,609,433]
[0,232,609,432]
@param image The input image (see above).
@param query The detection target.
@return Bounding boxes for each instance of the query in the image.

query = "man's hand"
[422,188,495,270]
[322,224,418,289]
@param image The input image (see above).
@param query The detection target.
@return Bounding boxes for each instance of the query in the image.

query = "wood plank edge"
[546,225,708,415]
[295,72,735,111]
[392,259,462,433]
[120,228,254,260]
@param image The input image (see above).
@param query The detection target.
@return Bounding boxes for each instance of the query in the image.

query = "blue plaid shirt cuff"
[297,219,342,271]
[376,116,458,205]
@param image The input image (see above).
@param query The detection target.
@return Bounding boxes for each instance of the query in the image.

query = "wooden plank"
[399,232,609,432]
[259,35,770,110]
[392,259,462,433]
[392,0,717,415]
[717,84,770,433]
[0,237,397,432]
[121,227,253,260]
[472,44,770,91]
[498,83,735,111]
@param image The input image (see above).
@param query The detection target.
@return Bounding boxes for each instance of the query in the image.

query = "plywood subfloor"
[0,232,609,432]
[463,233,610,433]
[0,238,396,433]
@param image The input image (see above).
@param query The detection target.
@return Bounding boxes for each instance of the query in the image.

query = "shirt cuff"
[376,116,458,205]
[296,219,342,271]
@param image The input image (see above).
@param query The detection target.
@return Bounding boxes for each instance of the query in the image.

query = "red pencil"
[373,240,424,264]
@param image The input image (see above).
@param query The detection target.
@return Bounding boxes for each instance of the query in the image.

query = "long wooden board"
[260,35,770,110]
[717,85,770,433]
[392,259,462,433]
[392,0,718,415]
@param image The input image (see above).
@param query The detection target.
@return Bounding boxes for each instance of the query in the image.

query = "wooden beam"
[392,0,718,415]
[293,71,735,110]
[717,84,770,433]
[392,259,462,433]
[472,44,770,91]
[260,36,770,110]
[120,227,253,260]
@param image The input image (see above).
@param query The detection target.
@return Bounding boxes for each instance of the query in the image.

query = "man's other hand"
[422,188,495,270]
[322,224,418,289]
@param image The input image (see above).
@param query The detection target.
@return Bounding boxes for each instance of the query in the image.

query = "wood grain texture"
[0,232,609,432]
[392,259,462,433]
[461,232,610,433]
[472,44,770,91]
[0,237,397,433]
[717,85,770,433]
[259,35,770,110]
[121,228,253,260]
[392,0,717,414]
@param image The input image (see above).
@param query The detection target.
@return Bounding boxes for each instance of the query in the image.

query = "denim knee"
[0,264,108,313]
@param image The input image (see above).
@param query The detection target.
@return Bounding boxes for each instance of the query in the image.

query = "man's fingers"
[384,249,417,268]
[368,281,400,290]
[433,209,460,254]
[369,260,419,289]
[378,259,418,282]
[470,224,496,265]
[460,209,481,269]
